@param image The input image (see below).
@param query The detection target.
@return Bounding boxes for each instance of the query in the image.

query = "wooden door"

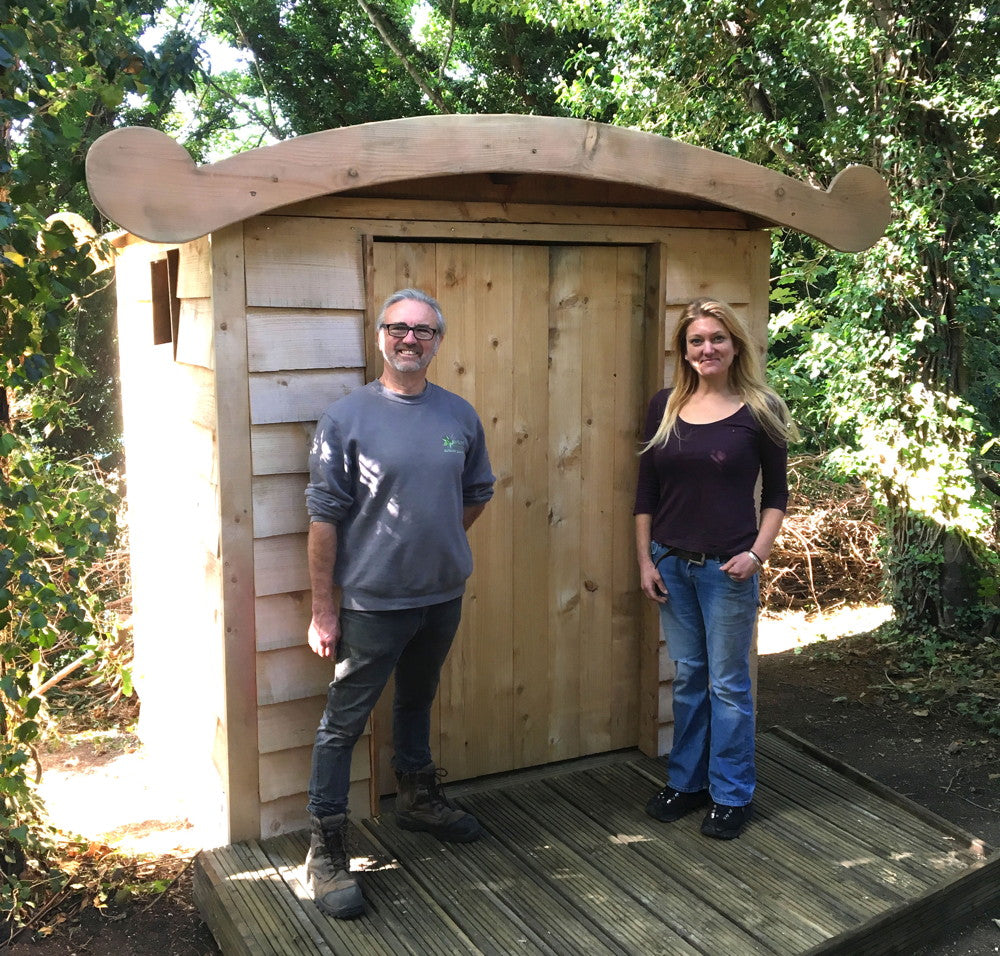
[369,241,649,791]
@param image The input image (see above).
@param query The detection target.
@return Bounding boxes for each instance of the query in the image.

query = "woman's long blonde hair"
[644,298,799,450]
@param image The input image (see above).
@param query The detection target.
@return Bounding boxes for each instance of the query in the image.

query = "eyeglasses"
[381,323,439,341]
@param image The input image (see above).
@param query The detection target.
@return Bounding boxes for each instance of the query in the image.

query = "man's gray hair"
[376,288,446,336]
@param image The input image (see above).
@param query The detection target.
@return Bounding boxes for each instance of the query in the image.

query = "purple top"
[633,388,789,556]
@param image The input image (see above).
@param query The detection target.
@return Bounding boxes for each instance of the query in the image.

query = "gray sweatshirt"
[305,380,495,610]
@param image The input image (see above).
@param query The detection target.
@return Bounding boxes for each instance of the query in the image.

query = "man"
[303,288,495,919]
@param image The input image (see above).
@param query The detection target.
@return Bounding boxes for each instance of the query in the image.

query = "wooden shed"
[86,114,890,846]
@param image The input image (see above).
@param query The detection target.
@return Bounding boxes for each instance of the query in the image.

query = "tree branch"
[973,461,1000,499]
[226,14,284,140]
[356,0,451,113]
[439,0,457,84]
[197,66,284,142]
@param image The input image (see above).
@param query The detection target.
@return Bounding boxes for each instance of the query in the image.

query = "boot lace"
[319,818,351,871]
[424,767,455,809]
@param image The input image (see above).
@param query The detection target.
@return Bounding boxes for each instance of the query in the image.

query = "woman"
[634,297,797,840]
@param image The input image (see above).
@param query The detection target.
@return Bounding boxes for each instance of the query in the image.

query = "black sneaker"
[700,802,752,840]
[645,786,709,822]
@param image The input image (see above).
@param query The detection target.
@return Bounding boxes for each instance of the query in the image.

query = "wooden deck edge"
[801,849,1000,956]
[193,850,261,956]
[194,844,332,956]
[766,725,993,857]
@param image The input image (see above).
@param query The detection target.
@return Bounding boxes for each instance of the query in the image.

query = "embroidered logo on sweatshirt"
[442,435,466,454]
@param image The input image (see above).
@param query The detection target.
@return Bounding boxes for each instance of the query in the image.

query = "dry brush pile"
[762,456,884,611]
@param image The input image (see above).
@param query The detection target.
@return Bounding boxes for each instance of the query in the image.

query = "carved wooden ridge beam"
[86,114,891,252]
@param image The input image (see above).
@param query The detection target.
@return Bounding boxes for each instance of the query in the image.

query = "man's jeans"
[307,597,463,819]
[651,542,759,807]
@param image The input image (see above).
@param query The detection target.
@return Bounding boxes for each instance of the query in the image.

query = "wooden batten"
[248,368,362,426]
[258,696,326,753]
[175,298,214,369]
[253,534,310,597]
[175,237,212,298]
[211,224,262,843]
[638,243,670,756]
[259,745,368,803]
[254,591,311,653]
[259,779,369,838]
[281,192,757,229]
[251,474,309,538]
[256,645,332,706]
[246,308,364,372]
[244,217,365,309]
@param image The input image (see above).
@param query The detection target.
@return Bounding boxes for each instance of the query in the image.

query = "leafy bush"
[0,265,126,927]
[2,0,201,928]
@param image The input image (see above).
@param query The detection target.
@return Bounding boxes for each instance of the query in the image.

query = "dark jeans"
[307,597,464,819]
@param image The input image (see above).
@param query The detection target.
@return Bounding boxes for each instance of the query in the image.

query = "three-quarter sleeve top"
[633,388,789,556]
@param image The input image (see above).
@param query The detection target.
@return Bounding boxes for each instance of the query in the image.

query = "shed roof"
[86,114,890,252]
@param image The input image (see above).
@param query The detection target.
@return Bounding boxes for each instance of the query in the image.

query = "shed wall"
[243,198,769,836]
[120,196,769,842]
[115,237,228,845]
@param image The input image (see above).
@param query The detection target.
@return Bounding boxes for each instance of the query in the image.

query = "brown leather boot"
[394,764,483,842]
[305,813,364,918]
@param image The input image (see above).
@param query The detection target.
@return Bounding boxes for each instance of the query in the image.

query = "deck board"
[562,765,842,950]
[577,764,875,939]
[194,728,999,955]
[490,778,772,953]
[758,733,982,853]
[465,787,704,954]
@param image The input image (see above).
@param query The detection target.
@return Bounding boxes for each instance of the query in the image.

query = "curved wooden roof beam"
[86,114,890,252]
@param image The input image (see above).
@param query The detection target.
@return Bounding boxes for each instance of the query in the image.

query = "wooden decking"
[194,728,1000,955]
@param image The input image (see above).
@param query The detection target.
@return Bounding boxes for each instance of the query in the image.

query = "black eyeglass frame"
[379,322,440,341]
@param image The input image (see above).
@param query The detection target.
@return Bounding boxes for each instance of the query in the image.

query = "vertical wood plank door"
[370,241,649,789]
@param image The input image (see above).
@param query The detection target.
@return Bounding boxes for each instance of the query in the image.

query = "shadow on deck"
[194,727,1000,955]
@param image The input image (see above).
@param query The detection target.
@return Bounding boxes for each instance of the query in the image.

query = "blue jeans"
[651,541,759,806]
[307,597,464,818]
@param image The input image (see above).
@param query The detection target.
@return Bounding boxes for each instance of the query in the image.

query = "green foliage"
[1,0,198,930]
[0,445,123,928]
[0,0,996,931]
[1,0,196,216]
[875,623,1000,736]
[508,0,1000,639]
[196,0,606,133]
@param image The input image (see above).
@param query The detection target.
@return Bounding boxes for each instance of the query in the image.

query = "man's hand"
[308,608,341,659]
[462,503,486,531]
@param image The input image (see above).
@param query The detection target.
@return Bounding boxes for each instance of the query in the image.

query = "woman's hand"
[720,552,760,582]
[639,559,669,603]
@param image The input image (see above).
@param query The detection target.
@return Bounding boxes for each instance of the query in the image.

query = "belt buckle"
[668,547,706,566]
